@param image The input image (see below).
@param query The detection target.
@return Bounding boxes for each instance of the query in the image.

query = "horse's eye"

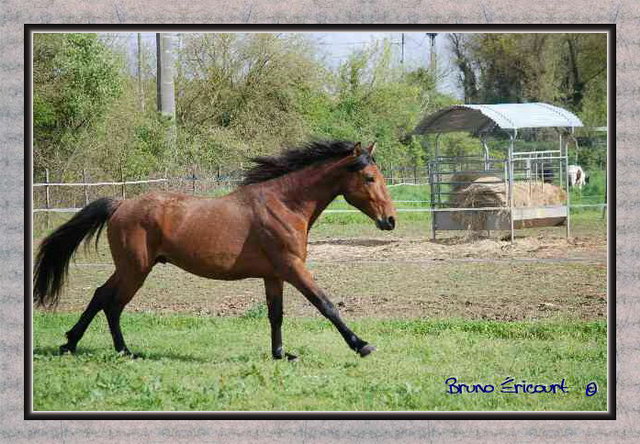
[364,175,375,183]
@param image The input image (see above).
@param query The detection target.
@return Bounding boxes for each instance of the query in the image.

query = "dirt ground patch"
[307,233,606,264]
[46,232,607,322]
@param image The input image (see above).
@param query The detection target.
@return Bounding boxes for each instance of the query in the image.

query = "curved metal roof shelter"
[413,102,583,134]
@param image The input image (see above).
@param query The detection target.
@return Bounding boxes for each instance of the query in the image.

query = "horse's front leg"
[264,278,298,361]
[281,258,375,357]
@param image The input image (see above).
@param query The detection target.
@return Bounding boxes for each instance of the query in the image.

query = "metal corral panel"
[414,103,583,134]
[512,206,567,221]
[434,207,567,231]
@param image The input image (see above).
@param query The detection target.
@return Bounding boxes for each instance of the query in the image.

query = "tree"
[304,41,447,166]
[33,33,123,178]
[175,33,322,167]
[556,34,607,123]
[447,33,607,128]
[448,33,479,103]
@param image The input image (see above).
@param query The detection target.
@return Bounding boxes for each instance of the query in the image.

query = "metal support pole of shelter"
[564,130,572,239]
[558,133,563,188]
[428,161,435,240]
[430,133,442,241]
[508,130,516,243]
[481,135,490,172]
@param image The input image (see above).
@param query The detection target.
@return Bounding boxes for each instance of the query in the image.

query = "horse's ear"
[366,142,377,157]
[352,142,363,157]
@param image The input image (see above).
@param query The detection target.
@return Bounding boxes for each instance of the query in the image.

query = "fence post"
[45,168,50,230]
[82,168,89,205]
[120,166,126,199]
[414,165,418,184]
[192,165,196,195]
[164,167,169,192]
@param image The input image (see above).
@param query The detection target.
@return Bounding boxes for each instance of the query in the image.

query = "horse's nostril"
[388,216,395,229]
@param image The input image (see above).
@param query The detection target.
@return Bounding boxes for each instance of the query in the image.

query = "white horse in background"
[568,165,587,189]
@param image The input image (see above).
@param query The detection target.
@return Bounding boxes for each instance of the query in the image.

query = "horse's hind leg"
[264,278,297,361]
[59,267,148,356]
[60,274,117,354]
[103,270,150,356]
[104,226,155,356]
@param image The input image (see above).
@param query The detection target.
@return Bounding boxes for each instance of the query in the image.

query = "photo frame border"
[24,22,616,420]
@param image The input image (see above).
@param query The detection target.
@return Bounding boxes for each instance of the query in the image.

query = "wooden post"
[164,167,169,192]
[414,165,418,184]
[44,168,50,230]
[82,168,89,205]
[192,165,196,195]
[120,166,126,199]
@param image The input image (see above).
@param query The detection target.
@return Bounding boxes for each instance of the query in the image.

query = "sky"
[110,31,462,99]
[310,32,460,96]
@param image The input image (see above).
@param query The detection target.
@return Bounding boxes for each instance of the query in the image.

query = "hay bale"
[449,172,500,194]
[449,175,566,231]
[511,182,566,207]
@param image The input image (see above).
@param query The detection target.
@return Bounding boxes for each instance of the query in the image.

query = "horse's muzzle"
[376,216,396,231]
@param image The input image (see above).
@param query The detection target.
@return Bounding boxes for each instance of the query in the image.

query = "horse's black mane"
[242,140,371,185]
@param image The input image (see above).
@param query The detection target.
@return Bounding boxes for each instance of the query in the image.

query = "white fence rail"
[33,178,168,187]
[33,203,608,214]
[32,174,606,215]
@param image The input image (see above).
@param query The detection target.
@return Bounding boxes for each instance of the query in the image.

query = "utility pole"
[137,33,144,112]
[156,33,177,164]
[401,33,405,65]
[427,33,438,73]
[156,33,176,118]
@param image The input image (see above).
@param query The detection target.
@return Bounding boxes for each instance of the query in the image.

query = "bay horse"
[33,141,396,360]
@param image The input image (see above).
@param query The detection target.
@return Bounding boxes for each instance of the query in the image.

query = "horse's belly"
[167,249,275,280]
[160,229,276,280]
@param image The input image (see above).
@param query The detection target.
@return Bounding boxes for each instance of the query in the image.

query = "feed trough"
[413,102,583,241]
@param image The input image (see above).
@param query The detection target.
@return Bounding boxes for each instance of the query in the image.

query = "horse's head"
[341,142,396,231]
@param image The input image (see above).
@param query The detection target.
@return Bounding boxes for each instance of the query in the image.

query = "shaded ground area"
[47,229,607,322]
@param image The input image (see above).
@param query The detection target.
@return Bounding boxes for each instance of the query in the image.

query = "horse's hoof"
[357,344,376,357]
[118,349,139,359]
[59,344,76,355]
[285,353,299,362]
[273,352,298,362]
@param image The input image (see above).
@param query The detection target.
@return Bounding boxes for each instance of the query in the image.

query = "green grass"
[33,313,607,412]
[570,169,607,208]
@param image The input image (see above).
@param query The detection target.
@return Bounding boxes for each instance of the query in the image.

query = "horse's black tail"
[33,197,120,308]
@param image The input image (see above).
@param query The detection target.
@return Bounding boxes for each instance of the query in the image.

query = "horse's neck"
[273,161,345,226]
